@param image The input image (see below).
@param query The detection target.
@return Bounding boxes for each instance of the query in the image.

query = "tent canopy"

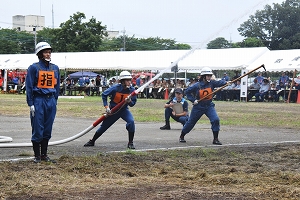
[68,71,99,78]
[1,47,299,72]
[247,49,300,72]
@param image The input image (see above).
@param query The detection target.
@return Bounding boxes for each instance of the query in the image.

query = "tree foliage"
[99,36,191,51]
[0,28,34,54]
[0,12,191,54]
[43,12,108,52]
[238,0,300,50]
[231,37,265,48]
[207,37,230,49]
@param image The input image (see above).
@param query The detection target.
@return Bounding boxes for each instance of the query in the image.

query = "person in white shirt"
[254,78,270,102]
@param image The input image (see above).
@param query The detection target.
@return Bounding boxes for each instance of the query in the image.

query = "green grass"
[1,93,300,128]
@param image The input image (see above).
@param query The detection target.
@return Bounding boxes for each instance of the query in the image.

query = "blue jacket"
[102,83,137,108]
[185,80,227,104]
[26,60,60,106]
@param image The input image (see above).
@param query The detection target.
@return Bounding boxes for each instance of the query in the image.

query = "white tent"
[179,47,269,70]
[0,47,270,72]
[247,49,300,72]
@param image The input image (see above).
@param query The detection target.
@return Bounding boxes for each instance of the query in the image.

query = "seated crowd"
[7,71,300,103]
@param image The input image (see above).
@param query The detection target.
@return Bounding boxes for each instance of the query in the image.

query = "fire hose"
[0,49,197,148]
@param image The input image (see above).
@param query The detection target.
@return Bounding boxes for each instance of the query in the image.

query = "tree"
[0,28,35,54]
[0,39,20,54]
[98,36,191,51]
[231,37,265,48]
[207,37,230,49]
[238,0,300,50]
[46,12,107,52]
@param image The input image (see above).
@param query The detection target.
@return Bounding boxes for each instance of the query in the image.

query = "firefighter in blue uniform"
[179,67,228,145]
[84,71,137,149]
[160,88,189,130]
[26,42,60,163]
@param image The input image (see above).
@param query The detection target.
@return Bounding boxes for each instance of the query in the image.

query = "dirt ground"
[1,143,300,200]
[1,98,299,199]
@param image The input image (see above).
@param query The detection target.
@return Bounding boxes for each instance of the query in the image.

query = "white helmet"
[200,67,213,75]
[35,42,52,55]
[119,71,132,80]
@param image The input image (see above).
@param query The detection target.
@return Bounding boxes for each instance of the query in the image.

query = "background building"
[12,15,45,33]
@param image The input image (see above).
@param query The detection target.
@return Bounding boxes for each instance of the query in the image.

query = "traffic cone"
[297,90,300,104]
[164,89,169,100]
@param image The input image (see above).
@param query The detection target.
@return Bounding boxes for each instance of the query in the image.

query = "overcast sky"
[1,0,284,48]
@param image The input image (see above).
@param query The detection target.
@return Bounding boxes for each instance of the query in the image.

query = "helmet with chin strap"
[200,67,213,75]
[35,42,52,55]
[119,71,132,80]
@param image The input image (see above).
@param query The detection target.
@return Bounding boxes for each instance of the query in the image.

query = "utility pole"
[52,4,54,28]
[34,18,37,50]
[122,27,126,51]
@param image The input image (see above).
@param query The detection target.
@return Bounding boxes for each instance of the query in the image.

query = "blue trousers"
[31,96,57,142]
[164,107,188,125]
[182,102,220,134]
[96,107,135,135]
[255,92,267,102]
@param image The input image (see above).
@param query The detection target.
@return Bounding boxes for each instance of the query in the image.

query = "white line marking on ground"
[1,140,299,162]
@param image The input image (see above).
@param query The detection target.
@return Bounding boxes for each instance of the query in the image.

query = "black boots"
[179,132,186,143]
[32,141,41,163]
[160,121,170,130]
[32,139,56,163]
[213,131,222,145]
[84,131,104,147]
[128,132,135,149]
[84,139,95,146]
[127,142,135,149]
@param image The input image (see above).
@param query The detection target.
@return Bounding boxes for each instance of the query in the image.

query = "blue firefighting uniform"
[26,60,60,143]
[182,79,227,135]
[94,83,137,137]
[164,97,189,125]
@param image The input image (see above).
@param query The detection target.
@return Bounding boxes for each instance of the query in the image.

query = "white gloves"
[193,100,198,105]
[125,97,131,103]
[30,105,35,117]
[105,107,111,114]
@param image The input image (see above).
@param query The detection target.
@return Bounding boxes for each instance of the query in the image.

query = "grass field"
[0,94,300,199]
[1,94,300,128]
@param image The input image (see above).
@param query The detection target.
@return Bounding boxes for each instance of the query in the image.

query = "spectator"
[84,76,90,85]
[222,72,229,81]
[66,79,73,95]
[196,73,201,82]
[275,82,286,102]
[95,75,101,96]
[160,88,189,130]
[154,79,163,99]
[294,74,300,84]
[255,78,270,102]
[247,78,260,101]
[217,82,234,101]
[232,71,240,83]
[85,79,96,96]
[266,82,277,102]
[278,72,289,86]
[187,78,197,87]
[65,74,74,85]
[231,79,241,101]
[78,77,85,87]
[256,72,264,85]
[136,76,141,87]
